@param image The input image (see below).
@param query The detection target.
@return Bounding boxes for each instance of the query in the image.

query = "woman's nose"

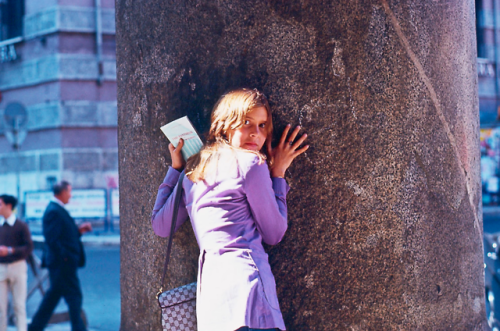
[249,125,259,136]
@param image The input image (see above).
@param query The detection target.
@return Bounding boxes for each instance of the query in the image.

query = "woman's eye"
[259,123,266,128]
[244,120,250,125]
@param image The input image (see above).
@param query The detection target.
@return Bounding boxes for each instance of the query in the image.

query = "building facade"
[0,0,117,215]
[477,0,500,125]
[0,0,494,207]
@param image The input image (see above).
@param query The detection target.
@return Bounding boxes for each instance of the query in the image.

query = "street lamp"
[2,102,28,216]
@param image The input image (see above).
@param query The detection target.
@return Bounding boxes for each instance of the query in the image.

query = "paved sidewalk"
[17,246,120,331]
[31,233,120,246]
[28,222,120,247]
[484,206,500,215]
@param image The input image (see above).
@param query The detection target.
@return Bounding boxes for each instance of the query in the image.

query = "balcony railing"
[478,58,496,78]
[0,36,22,63]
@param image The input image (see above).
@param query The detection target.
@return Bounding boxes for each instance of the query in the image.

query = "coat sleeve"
[151,167,189,237]
[244,161,290,245]
[11,222,34,261]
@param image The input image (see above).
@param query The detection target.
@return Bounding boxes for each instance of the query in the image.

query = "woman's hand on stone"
[168,138,186,171]
[267,124,309,178]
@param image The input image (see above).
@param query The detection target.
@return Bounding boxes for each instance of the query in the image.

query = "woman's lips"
[244,142,258,149]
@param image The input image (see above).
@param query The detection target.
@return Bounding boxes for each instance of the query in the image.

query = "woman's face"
[227,106,268,152]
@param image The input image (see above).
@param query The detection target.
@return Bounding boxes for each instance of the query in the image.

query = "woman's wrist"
[270,169,286,178]
[171,162,185,171]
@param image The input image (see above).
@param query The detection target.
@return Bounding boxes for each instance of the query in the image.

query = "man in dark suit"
[28,181,92,331]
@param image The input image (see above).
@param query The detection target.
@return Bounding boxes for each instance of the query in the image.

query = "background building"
[0,0,494,208]
[463,0,500,204]
[0,0,117,217]
[477,0,500,124]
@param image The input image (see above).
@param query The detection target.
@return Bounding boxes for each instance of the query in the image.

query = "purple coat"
[152,149,288,331]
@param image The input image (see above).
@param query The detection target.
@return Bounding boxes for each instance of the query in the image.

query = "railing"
[478,57,496,78]
[0,36,22,63]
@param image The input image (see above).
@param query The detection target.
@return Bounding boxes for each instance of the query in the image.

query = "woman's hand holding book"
[169,138,186,171]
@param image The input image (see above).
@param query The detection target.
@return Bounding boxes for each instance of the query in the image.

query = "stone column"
[116,0,486,330]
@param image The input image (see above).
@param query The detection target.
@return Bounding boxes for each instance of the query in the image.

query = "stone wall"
[117,0,487,330]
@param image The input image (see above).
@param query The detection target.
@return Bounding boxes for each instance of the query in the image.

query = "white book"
[160,116,204,160]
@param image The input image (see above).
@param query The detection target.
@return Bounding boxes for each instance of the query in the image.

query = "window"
[46,176,57,190]
[0,0,24,41]
[476,0,487,58]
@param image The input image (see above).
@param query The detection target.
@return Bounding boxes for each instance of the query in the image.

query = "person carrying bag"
[152,88,308,331]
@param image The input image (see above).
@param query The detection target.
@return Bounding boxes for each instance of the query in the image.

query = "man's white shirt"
[50,197,66,209]
[0,214,16,227]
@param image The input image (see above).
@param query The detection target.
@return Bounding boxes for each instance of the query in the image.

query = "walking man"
[0,195,34,331]
[29,181,92,331]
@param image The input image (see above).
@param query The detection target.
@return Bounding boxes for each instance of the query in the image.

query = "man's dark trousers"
[28,201,86,331]
[29,265,85,331]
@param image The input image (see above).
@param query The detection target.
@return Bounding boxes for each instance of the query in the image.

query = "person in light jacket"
[151,88,308,331]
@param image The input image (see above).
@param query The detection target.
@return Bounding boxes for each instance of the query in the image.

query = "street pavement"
[8,227,121,331]
[24,246,120,331]
[31,234,120,247]
[9,207,498,331]
[8,323,95,331]
[484,207,500,234]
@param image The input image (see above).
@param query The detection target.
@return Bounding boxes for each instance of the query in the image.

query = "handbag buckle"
[156,287,163,300]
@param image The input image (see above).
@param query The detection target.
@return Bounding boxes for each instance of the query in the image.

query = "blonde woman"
[151,88,308,331]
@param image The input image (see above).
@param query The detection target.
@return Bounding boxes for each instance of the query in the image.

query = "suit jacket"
[41,201,85,269]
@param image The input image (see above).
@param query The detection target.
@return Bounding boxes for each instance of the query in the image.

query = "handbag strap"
[158,172,186,297]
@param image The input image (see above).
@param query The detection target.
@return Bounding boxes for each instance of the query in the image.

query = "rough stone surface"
[116,1,487,330]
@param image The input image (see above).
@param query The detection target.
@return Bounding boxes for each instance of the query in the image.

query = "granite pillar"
[116,0,486,329]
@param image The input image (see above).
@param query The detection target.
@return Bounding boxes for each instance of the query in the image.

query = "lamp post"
[3,102,28,217]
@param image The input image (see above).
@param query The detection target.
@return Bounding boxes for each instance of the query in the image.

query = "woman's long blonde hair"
[185,88,273,182]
